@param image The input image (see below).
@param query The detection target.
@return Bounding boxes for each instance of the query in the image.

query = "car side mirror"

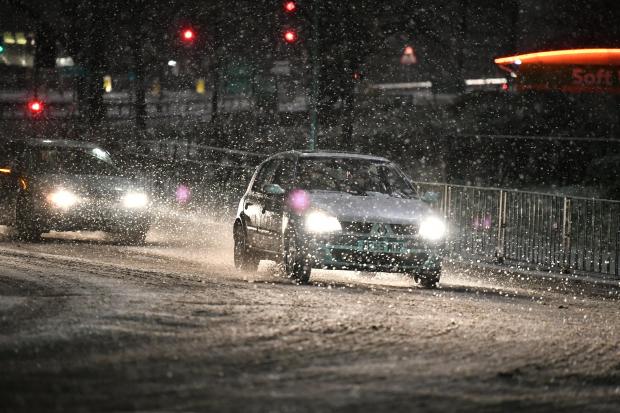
[421,191,440,204]
[262,183,286,196]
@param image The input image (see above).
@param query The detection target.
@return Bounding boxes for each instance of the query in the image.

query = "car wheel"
[233,223,259,272]
[283,228,311,284]
[15,195,42,242]
[417,269,440,289]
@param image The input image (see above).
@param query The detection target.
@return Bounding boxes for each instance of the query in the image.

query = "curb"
[449,257,620,289]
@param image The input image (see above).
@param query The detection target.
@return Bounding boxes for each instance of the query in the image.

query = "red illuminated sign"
[572,68,616,87]
[495,49,620,94]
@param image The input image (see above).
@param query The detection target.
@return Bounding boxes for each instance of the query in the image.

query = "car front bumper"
[34,200,150,232]
[302,233,443,274]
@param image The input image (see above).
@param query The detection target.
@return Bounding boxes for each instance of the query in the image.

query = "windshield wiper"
[345,188,367,196]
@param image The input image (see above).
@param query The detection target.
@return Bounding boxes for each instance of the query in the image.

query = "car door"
[0,142,20,225]
[253,159,281,249]
[244,159,279,248]
[243,167,266,247]
[263,157,296,253]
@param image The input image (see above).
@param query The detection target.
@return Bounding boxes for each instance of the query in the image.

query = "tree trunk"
[340,62,356,150]
[342,86,355,150]
[133,43,147,131]
[210,63,220,125]
[84,35,105,128]
[69,1,106,130]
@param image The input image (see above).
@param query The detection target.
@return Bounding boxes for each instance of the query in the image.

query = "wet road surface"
[1,211,620,412]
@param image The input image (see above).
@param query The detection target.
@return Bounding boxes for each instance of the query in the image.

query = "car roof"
[275,150,389,162]
[4,138,102,150]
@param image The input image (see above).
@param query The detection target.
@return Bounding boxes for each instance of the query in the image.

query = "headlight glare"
[48,189,78,209]
[122,192,149,209]
[419,216,447,241]
[305,211,342,233]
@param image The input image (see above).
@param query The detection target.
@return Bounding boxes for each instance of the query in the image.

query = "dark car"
[0,138,151,243]
[233,151,446,287]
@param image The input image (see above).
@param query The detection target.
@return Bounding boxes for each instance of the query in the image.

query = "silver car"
[233,151,446,287]
[0,138,151,244]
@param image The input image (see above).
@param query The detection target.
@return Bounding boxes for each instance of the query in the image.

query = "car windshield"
[32,146,119,176]
[297,157,417,198]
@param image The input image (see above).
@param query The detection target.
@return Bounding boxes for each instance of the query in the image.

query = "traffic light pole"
[33,51,39,99]
[308,1,319,151]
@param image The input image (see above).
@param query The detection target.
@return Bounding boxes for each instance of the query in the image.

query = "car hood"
[307,191,433,224]
[33,173,146,197]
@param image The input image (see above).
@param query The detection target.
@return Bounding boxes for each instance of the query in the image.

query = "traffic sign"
[401,45,417,65]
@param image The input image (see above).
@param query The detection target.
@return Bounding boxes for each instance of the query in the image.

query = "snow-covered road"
[1,212,619,412]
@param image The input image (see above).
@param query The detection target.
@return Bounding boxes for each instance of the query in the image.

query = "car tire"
[14,195,42,242]
[233,223,259,272]
[283,228,311,284]
[417,269,440,289]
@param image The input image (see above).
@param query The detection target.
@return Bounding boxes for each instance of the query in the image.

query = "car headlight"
[305,211,342,233]
[48,189,79,209]
[122,192,149,209]
[419,216,447,241]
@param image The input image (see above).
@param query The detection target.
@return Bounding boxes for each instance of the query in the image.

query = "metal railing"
[416,182,620,278]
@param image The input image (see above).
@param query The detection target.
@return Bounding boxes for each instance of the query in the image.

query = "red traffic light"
[28,100,44,114]
[181,28,195,42]
[283,29,297,43]
[284,1,297,12]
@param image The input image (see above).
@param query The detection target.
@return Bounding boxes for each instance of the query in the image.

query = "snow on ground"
[1,207,620,412]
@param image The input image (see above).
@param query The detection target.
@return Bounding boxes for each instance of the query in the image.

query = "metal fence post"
[447,185,452,219]
[614,230,620,276]
[561,197,572,273]
[496,190,507,263]
[443,183,449,217]
[444,184,453,254]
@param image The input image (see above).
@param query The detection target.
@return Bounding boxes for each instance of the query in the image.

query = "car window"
[251,159,279,193]
[272,158,295,191]
[297,158,417,198]
[31,146,119,176]
[381,164,418,198]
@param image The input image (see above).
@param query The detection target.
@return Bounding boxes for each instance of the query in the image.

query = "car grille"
[341,221,373,234]
[340,221,418,237]
[330,249,428,267]
[391,224,418,236]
